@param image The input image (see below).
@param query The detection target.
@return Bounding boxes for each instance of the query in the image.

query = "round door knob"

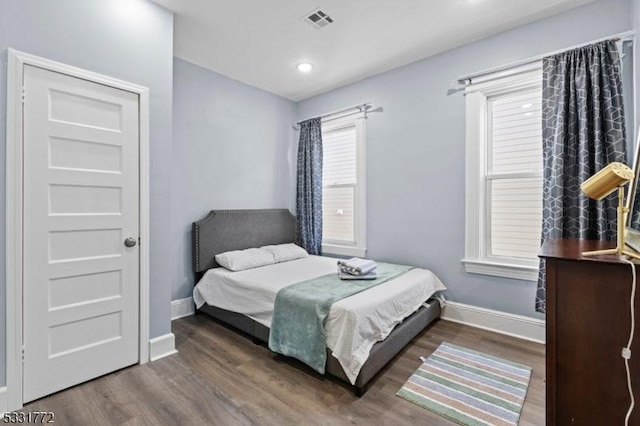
[124,237,137,248]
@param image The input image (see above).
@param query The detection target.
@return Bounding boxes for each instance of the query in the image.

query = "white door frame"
[5,49,150,411]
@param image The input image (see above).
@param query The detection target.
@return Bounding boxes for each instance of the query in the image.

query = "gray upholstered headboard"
[192,209,296,277]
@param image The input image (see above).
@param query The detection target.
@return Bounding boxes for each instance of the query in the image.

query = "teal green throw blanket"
[268,262,412,374]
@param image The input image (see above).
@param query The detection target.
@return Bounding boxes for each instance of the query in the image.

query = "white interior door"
[22,64,140,402]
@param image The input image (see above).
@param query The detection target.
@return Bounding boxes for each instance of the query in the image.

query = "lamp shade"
[580,162,634,200]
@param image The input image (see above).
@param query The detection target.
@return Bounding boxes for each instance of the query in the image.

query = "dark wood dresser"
[540,239,640,425]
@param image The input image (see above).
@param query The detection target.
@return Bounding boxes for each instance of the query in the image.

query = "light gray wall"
[0,0,174,387]
[297,0,633,319]
[171,58,297,300]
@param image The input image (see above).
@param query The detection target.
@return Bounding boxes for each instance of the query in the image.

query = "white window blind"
[487,89,543,261]
[322,124,357,244]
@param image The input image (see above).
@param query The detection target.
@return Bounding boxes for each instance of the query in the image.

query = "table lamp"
[580,162,640,260]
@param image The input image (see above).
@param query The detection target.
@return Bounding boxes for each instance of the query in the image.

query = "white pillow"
[261,243,309,263]
[214,248,275,271]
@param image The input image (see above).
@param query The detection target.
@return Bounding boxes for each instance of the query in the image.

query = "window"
[321,113,366,257]
[463,63,543,281]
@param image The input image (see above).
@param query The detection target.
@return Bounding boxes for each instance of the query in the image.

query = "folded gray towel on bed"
[338,267,377,280]
[337,258,378,276]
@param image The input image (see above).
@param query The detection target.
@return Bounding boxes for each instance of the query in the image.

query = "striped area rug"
[397,342,532,426]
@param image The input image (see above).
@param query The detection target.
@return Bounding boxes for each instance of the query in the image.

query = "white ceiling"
[152,0,594,101]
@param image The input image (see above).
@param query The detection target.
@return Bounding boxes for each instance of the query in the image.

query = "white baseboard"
[442,301,545,344]
[171,297,195,320]
[0,387,7,414]
[149,333,178,361]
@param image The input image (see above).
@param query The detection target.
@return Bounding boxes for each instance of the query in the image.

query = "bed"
[192,208,444,395]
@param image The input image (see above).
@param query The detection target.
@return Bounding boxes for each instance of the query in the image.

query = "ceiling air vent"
[303,8,334,29]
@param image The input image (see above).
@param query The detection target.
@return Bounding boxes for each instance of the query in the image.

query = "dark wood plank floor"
[24,314,545,425]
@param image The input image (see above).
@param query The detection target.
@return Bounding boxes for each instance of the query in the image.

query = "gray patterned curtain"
[630,168,640,230]
[296,118,323,255]
[536,40,626,313]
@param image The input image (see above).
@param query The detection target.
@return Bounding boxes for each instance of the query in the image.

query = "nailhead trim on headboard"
[192,209,296,279]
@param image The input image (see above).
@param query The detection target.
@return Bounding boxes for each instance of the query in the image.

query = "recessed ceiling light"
[521,103,533,109]
[297,62,313,73]
[524,112,534,117]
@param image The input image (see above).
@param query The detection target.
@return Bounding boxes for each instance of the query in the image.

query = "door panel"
[23,65,140,403]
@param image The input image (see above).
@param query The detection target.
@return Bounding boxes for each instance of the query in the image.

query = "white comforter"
[193,255,446,384]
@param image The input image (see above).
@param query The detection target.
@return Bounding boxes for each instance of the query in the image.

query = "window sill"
[322,244,367,258]
[461,259,538,282]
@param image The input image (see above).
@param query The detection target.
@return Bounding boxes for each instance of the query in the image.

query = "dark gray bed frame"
[192,209,441,395]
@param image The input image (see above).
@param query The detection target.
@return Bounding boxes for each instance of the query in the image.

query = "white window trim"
[321,113,367,258]
[462,63,542,282]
